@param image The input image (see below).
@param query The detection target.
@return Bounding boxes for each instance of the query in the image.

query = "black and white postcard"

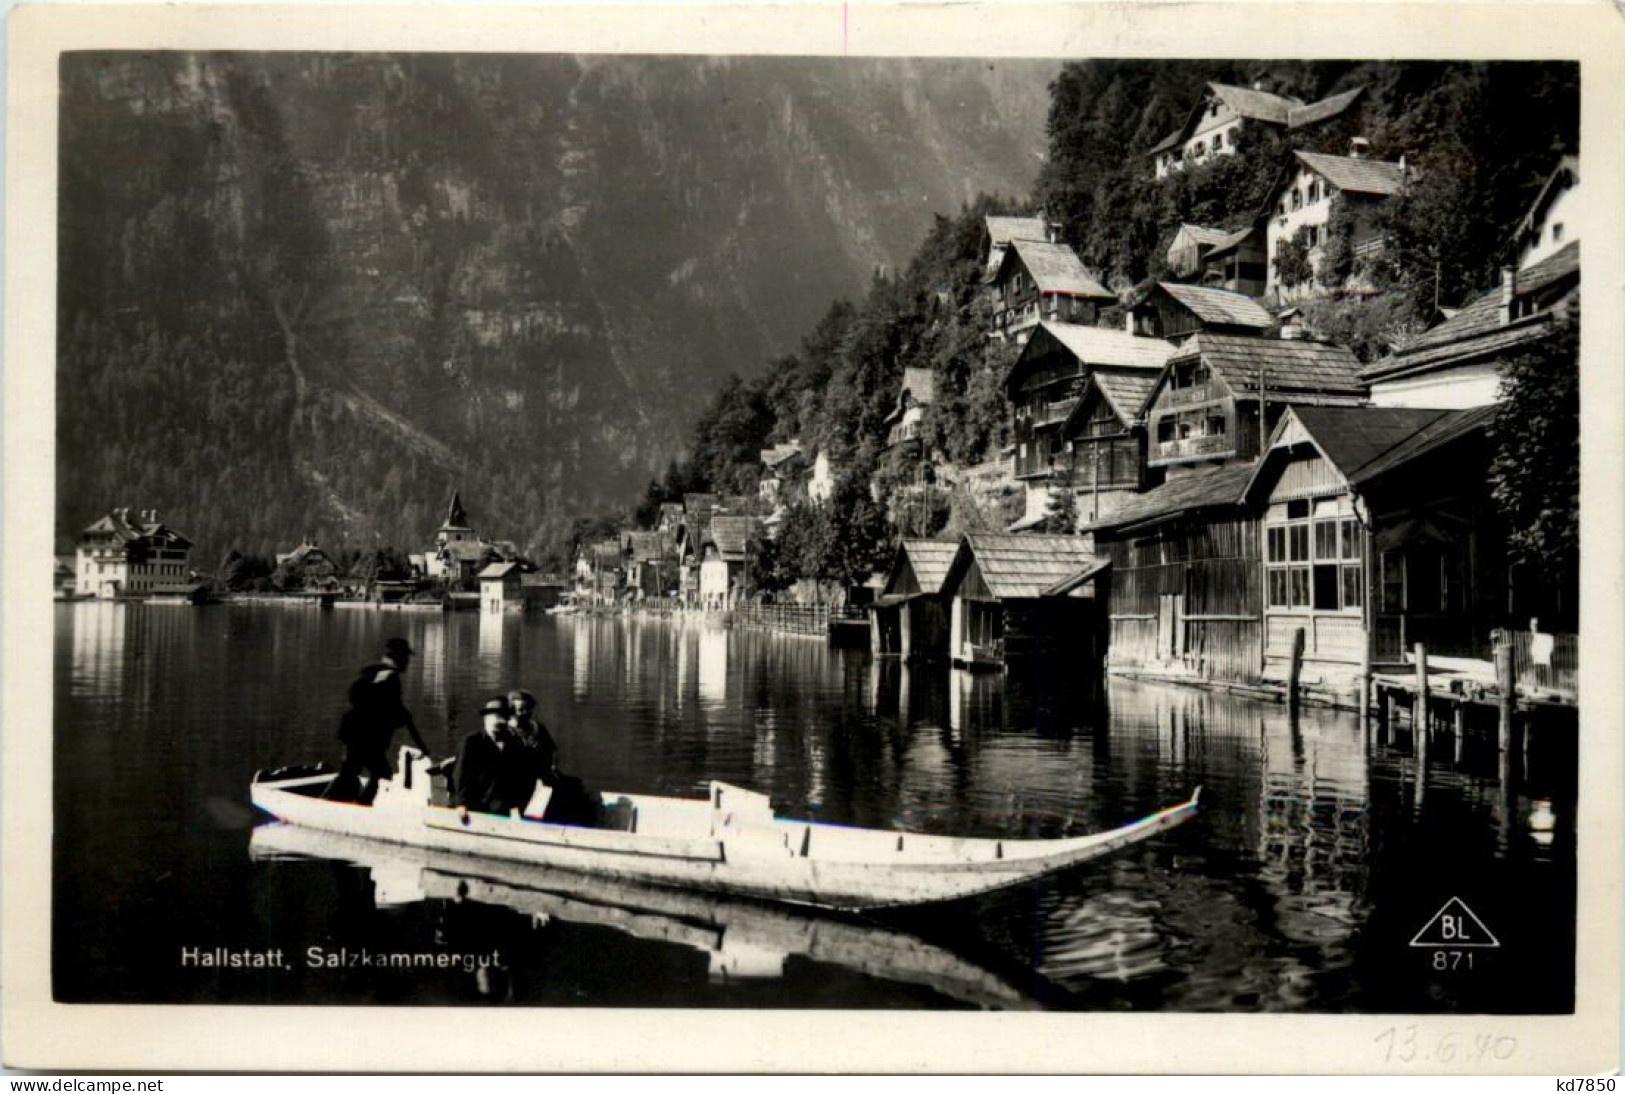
[4,0,1621,1074]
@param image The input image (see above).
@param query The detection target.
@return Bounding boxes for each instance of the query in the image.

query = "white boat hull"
[250,752,1201,911]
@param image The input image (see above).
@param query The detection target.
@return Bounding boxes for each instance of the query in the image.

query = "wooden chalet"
[1362,241,1577,409]
[984,214,1048,276]
[883,368,936,455]
[1262,147,1407,300]
[1146,80,1366,181]
[988,239,1115,343]
[699,515,761,608]
[1240,404,1510,704]
[1197,226,1268,298]
[941,534,1108,669]
[1142,332,1367,477]
[1128,282,1272,342]
[1085,463,1261,688]
[624,530,676,598]
[758,442,805,506]
[1054,369,1163,527]
[1006,321,1174,527]
[870,539,958,660]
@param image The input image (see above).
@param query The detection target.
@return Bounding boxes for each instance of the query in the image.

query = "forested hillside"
[652,60,1577,533]
[57,53,1055,563]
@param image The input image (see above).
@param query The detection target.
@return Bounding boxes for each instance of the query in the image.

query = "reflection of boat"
[250,752,1201,911]
[249,823,1043,1009]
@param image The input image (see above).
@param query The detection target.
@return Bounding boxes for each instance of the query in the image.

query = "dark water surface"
[53,602,1576,1011]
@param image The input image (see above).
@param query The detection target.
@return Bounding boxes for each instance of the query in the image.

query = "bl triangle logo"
[1410,896,1500,948]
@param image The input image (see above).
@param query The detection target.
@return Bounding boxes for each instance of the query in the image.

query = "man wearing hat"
[453,695,541,817]
[325,636,431,803]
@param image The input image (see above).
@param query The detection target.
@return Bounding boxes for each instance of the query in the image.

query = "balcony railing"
[1032,398,1078,428]
[1152,433,1234,462]
[1165,382,1222,408]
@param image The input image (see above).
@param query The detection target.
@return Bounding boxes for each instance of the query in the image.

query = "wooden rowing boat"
[250,823,1050,1008]
[250,748,1201,912]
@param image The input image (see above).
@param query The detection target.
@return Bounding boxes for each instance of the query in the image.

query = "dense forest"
[56,53,1056,567]
[638,61,1578,565]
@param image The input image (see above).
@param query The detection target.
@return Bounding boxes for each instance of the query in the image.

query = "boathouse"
[1086,464,1260,688]
[870,539,958,661]
[624,531,675,599]
[1240,403,1508,704]
[478,561,522,613]
[941,534,1107,669]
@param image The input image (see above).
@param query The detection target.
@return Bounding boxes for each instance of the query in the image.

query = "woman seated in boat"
[506,687,601,828]
[453,696,542,818]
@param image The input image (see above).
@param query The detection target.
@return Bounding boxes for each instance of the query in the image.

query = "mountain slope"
[57,52,1055,560]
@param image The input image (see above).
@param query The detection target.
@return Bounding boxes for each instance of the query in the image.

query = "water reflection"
[249,822,1041,1009]
[55,604,1576,1011]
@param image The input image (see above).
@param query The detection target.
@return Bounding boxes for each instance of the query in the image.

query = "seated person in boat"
[505,687,601,827]
[506,689,559,784]
[453,696,542,817]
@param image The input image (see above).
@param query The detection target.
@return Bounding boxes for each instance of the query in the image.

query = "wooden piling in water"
[1287,627,1305,711]
[1414,642,1428,732]
[1495,638,1515,754]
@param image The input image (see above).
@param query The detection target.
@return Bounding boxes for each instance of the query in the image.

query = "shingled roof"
[1037,322,1178,370]
[985,215,1048,247]
[708,515,761,561]
[1082,462,1257,534]
[1244,404,1496,501]
[1066,370,1161,429]
[1155,283,1274,329]
[883,539,960,599]
[1209,83,1302,125]
[1177,223,1234,248]
[1167,332,1368,401]
[1287,86,1366,129]
[1001,240,1113,297]
[1293,150,1407,196]
[952,534,1103,600]
[1363,241,1577,381]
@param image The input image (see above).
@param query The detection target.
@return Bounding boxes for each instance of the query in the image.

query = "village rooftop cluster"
[62,76,1581,713]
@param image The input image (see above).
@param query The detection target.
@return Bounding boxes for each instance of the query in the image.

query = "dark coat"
[453,729,541,816]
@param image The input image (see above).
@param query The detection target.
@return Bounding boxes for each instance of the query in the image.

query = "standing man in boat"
[325,636,431,804]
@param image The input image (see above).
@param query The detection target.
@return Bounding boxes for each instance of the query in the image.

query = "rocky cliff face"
[57,52,1053,560]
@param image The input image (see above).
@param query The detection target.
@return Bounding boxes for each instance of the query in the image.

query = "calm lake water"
[54,602,1576,1011]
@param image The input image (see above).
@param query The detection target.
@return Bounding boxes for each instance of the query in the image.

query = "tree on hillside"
[1273,229,1315,291]
[1035,484,1079,535]
[1488,311,1578,612]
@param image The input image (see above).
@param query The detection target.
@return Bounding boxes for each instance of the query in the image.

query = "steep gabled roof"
[999,240,1113,297]
[1244,404,1495,502]
[708,515,760,561]
[760,442,805,470]
[1006,322,1177,398]
[1064,370,1161,431]
[1154,283,1274,329]
[884,538,960,598]
[625,531,670,562]
[1204,224,1261,259]
[951,534,1103,600]
[1168,332,1368,400]
[1364,241,1578,381]
[1175,223,1233,249]
[1287,86,1366,129]
[985,215,1048,247]
[1209,82,1303,125]
[1517,154,1579,239]
[478,561,521,580]
[1082,462,1257,534]
[1292,150,1407,196]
